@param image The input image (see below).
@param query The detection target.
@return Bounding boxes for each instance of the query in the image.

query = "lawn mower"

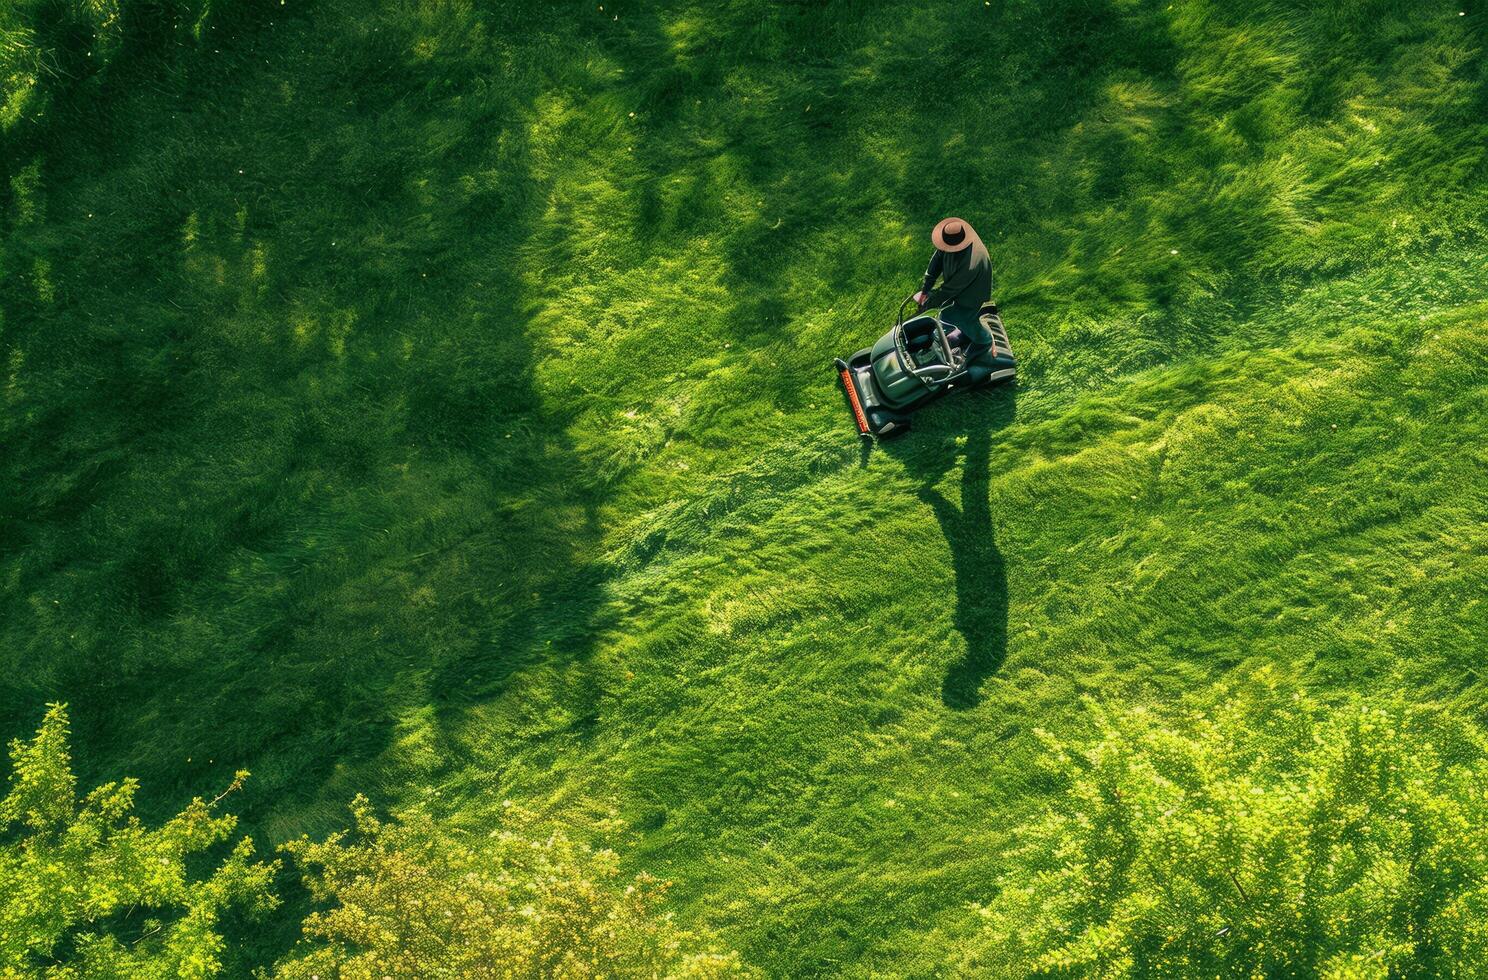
[835,295,1016,439]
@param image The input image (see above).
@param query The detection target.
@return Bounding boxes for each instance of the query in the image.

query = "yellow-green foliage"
[0,705,278,979]
[962,675,1488,977]
[275,797,751,979]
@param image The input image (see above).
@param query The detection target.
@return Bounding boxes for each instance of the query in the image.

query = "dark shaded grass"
[2,0,613,829]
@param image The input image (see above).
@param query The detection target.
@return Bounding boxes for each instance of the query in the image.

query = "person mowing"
[912,216,994,362]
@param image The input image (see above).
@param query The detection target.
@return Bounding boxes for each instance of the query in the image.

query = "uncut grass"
[2,0,1487,973]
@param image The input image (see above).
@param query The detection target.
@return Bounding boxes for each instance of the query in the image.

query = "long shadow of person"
[881,386,1016,709]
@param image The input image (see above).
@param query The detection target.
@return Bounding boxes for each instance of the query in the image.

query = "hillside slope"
[3,0,1487,973]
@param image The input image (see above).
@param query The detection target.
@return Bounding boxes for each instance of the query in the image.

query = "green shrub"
[274,796,751,979]
[1,705,749,977]
[962,676,1488,977]
[0,704,278,979]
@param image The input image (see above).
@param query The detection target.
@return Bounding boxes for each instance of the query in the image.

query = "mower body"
[836,299,1015,439]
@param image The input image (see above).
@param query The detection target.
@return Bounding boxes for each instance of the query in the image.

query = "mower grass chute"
[835,295,1016,439]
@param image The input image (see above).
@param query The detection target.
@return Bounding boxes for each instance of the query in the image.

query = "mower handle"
[914,362,955,381]
[897,293,929,327]
[894,295,959,386]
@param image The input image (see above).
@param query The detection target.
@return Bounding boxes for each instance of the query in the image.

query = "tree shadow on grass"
[0,0,616,856]
[881,384,1016,709]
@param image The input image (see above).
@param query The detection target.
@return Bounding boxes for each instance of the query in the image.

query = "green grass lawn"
[3,0,1487,973]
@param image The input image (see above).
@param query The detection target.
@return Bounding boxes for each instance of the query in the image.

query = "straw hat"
[931,216,976,252]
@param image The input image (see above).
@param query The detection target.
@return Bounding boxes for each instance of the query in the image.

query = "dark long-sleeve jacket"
[921,236,992,312]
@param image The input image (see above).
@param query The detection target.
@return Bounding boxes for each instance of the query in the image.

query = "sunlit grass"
[2,0,1486,972]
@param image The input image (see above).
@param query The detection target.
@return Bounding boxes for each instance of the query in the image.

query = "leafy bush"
[1,705,750,977]
[963,677,1488,977]
[275,796,751,979]
[0,704,278,978]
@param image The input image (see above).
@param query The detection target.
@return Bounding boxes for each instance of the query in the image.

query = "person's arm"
[921,250,943,294]
[927,251,976,307]
[915,251,943,308]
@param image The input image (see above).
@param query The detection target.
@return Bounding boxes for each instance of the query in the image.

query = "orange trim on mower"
[839,365,870,435]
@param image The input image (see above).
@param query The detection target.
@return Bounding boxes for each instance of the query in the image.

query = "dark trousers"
[942,326,992,363]
[941,304,993,360]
